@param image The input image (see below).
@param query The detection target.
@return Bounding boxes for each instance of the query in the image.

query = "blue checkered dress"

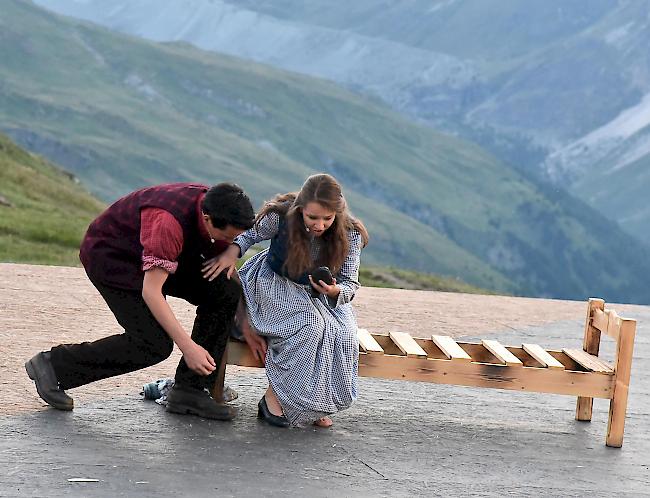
[234,212,362,427]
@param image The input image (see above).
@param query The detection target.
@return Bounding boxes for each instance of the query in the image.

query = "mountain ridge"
[33,0,650,243]
[3,0,650,303]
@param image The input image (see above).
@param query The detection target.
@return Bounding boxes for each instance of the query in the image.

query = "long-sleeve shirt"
[139,200,228,274]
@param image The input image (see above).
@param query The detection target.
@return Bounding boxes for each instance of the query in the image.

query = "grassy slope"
[574,150,650,244]
[0,0,514,293]
[0,132,489,293]
[0,133,104,265]
[2,0,650,302]
[359,266,491,294]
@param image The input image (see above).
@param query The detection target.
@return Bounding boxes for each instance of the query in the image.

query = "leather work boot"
[165,384,237,420]
[25,351,74,411]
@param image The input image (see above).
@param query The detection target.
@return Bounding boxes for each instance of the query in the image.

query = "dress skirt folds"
[234,213,363,427]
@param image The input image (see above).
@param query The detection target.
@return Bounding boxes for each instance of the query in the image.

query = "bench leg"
[606,319,635,448]
[576,299,604,423]
[575,397,593,421]
[606,385,629,448]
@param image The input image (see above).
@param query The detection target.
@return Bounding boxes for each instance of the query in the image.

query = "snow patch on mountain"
[544,92,650,180]
[604,21,633,44]
[427,0,460,15]
[586,92,650,142]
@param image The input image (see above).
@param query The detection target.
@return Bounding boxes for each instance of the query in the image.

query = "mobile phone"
[310,266,334,297]
[312,266,334,285]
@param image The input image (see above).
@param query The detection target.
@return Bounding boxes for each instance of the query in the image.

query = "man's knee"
[139,336,174,366]
[202,272,242,309]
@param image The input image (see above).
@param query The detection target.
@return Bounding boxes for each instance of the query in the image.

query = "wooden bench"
[224,298,636,447]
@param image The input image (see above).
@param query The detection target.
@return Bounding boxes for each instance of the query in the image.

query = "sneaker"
[165,384,237,420]
[25,351,74,411]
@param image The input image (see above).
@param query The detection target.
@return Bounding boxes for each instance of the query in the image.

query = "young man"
[25,182,255,420]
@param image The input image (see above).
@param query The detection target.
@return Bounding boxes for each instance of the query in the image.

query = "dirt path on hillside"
[2,263,643,416]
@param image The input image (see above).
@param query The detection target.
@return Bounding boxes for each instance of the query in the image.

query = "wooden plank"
[226,338,616,398]
[481,339,523,366]
[522,343,565,370]
[563,348,614,374]
[606,319,637,447]
[226,339,264,368]
[389,331,428,358]
[358,353,614,399]
[357,328,384,355]
[592,308,609,335]
[576,298,605,422]
[605,309,621,341]
[431,335,472,362]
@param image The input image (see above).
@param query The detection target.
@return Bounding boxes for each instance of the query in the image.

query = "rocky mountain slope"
[33,0,650,243]
[3,0,650,302]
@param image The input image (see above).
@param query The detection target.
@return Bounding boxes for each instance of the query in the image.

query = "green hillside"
[0,132,490,294]
[0,133,103,265]
[574,150,650,244]
[31,0,650,250]
[2,0,650,303]
[359,266,492,294]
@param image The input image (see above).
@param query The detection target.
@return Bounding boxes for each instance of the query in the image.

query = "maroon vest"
[80,183,219,290]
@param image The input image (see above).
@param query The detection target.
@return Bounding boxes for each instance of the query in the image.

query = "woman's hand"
[309,275,340,300]
[180,340,217,376]
[241,318,267,365]
[234,294,266,364]
[202,244,240,280]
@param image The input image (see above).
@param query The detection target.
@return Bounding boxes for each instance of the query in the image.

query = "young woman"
[217,173,368,427]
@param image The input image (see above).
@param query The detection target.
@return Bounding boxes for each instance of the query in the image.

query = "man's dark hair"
[202,183,255,230]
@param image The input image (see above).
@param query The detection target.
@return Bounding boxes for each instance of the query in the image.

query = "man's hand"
[202,244,240,280]
[180,340,217,376]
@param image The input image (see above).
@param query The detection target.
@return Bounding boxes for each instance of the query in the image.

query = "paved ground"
[1,263,649,496]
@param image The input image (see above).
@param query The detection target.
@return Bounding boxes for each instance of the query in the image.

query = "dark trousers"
[50,266,241,391]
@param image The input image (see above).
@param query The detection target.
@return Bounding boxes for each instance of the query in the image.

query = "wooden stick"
[563,349,613,374]
[481,339,523,366]
[606,319,636,447]
[431,335,472,362]
[522,343,565,370]
[606,310,621,340]
[389,331,428,358]
[358,353,613,398]
[357,328,384,354]
[576,298,604,421]
[591,308,608,335]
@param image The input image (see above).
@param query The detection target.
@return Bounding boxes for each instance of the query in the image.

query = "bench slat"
[389,331,428,358]
[563,348,614,374]
[522,343,565,370]
[431,335,472,362]
[592,308,609,334]
[357,328,384,355]
[481,339,523,366]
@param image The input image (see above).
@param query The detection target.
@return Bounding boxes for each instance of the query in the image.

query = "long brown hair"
[256,173,369,279]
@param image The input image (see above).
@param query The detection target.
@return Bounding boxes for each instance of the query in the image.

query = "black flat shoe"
[25,351,74,411]
[257,395,290,428]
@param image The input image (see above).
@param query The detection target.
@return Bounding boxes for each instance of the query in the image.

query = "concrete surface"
[1,264,649,496]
